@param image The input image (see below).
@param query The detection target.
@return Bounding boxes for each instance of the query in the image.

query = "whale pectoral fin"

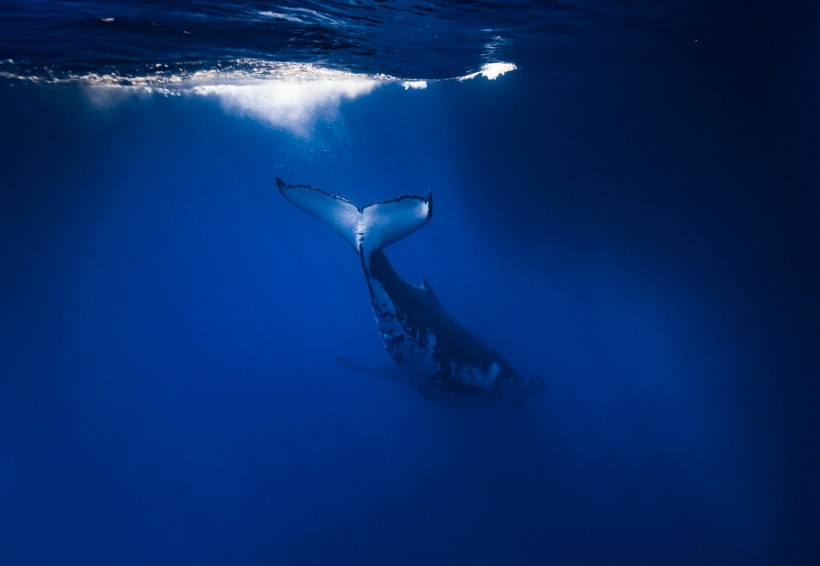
[336,356,407,382]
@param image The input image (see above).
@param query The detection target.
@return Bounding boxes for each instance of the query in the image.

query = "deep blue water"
[1,2,819,565]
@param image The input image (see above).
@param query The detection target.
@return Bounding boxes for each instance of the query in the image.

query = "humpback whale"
[277,178,545,407]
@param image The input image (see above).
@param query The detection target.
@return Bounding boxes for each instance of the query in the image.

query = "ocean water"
[1,1,819,564]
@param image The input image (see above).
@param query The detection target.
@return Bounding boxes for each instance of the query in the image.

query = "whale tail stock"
[276,177,432,254]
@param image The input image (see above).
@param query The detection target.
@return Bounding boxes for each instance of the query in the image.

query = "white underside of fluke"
[276,178,432,252]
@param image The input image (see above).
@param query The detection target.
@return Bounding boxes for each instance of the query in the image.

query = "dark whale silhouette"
[277,177,544,407]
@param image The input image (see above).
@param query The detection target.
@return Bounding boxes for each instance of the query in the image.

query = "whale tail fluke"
[276,177,432,253]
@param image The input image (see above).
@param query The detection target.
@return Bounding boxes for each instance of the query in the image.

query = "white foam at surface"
[0,58,517,134]
[457,62,518,81]
[402,80,428,90]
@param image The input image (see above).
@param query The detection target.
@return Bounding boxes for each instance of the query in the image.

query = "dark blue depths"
[1,59,818,564]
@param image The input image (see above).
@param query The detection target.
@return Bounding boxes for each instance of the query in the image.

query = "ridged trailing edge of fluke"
[275,177,432,253]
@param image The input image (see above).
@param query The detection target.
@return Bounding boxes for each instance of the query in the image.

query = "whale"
[277,177,545,407]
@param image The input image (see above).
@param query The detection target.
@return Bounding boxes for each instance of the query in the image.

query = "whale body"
[277,177,545,407]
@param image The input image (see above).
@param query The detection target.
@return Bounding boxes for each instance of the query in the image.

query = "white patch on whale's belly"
[451,361,500,391]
